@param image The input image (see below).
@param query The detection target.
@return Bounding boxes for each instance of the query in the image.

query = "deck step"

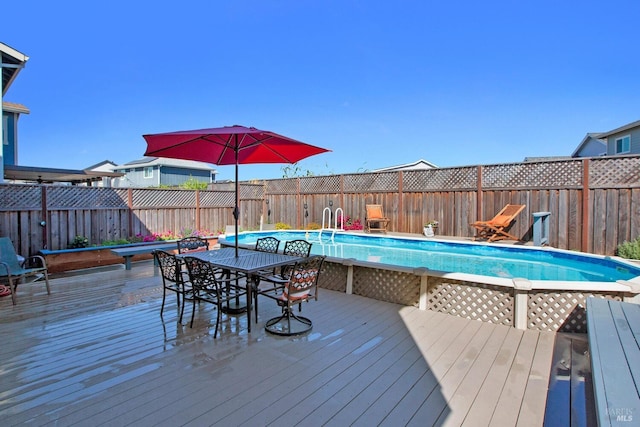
[543,333,596,426]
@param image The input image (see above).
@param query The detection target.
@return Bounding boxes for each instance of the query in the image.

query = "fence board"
[632,189,640,242]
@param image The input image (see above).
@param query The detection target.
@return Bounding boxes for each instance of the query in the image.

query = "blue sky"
[4,1,639,181]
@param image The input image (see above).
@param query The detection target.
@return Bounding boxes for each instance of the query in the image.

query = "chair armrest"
[24,255,47,270]
[0,261,12,276]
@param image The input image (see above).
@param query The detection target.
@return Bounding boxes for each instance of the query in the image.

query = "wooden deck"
[1,261,556,426]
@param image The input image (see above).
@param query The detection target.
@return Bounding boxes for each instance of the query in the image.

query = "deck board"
[0,260,556,426]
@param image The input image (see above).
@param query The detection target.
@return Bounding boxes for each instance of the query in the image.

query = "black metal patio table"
[178,248,302,332]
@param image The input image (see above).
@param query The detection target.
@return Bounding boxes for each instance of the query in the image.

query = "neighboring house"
[571,133,606,158]
[1,43,121,185]
[84,160,120,187]
[112,157,217,188]
[1,42,29,182]
[86,160,118,174]
[2,101,29,166]
[597,119,640,156]
[372,159,438,172]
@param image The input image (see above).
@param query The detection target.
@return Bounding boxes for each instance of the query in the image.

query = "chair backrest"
[153,250,182,283]
[283,255,325,301]
[0,237,22,273]
[255,236,280,253]
[183,256,220,293]
[177,237,209,254]
[366,204,385,219]
[283,239,312,257]
[489,204,526,227]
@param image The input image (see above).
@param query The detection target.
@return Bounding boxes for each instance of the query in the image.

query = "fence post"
[477,165,483,229]
[41,186,48,250]
[127,188,133,237]
[398,171,404,232]
[195,189,201,231]
[582,159,590,253]
[513,278,532,329]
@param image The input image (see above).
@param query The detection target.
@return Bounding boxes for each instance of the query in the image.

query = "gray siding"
[607,127,640,155]
[158,166,212,187]
[112,165,212,188]
[113,166,159,188]
[574,137,605,157]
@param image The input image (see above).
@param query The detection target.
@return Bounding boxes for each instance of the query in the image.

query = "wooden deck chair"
[365,204,390,233]
[471,204,526,242]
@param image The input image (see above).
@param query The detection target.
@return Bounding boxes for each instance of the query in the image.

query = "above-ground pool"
[221,230,640,283]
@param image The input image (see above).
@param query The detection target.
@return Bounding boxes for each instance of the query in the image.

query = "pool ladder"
[320,206,344,241]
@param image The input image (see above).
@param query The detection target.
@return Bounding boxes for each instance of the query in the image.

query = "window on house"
[615,135,630,154]
[144,167,153,179]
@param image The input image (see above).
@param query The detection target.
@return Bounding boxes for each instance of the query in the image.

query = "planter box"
[39,238,218,273]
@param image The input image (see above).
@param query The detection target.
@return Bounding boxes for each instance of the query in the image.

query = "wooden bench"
[586,297,640,426]
[110,243,177,270]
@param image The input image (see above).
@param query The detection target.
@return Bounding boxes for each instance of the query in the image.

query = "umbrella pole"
[234,139,239,257]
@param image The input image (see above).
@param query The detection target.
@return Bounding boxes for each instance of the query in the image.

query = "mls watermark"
[607,407,634,422]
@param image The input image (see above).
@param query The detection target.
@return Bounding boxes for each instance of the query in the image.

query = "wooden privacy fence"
[258,155,640,256]
[1,155,639,256]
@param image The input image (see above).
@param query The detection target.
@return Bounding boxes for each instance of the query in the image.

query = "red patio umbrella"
[143,125,330,256]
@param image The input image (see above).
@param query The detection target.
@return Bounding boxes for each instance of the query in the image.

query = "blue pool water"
[223,231,640,283]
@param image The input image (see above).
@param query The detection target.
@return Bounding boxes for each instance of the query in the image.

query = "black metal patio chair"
[260,255,325,336]
[154,249,190,323]
[177,236,210,254]
[183,256,248,337]
[253,239,312,315]
[255,236,280,254]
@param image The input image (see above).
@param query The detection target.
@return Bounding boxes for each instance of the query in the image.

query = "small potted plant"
[423,220,439,237]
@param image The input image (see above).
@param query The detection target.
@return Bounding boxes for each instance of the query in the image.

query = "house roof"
[372,159,438,172]
[571,132,606,157]
[114,157,217,172]
[2,101,30,114]
[1,42,29,96]
[597,119,640,138]
[4,164,123,184]
[85,160,118,171]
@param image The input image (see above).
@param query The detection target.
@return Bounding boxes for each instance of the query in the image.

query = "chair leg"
[42,271,51,295]
[160,287,167,317]
[214,304,222,339]
[190,297,197,328]
[178,290,186,324]
[9,277,16,305]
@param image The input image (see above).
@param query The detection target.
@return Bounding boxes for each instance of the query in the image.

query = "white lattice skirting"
[317,259,639,332]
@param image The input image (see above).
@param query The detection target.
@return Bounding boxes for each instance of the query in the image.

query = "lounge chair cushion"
[368,205,384,218]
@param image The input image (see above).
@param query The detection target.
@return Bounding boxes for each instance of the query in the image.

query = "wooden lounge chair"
[471,204,526,242]
[365,204,390,233]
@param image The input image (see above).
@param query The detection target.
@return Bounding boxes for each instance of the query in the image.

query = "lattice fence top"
[265,178,300,194]
[300,175,342,193]
[343,172,399,193]
[238,183,265,199]
[0,184,42,210]
[199,191,234,207]
[132,188,196,208]
[2,156,639,210]
[48,186,129,209]
[403,167,478,191]
[482,160,584,189]
[590,156,640,188]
